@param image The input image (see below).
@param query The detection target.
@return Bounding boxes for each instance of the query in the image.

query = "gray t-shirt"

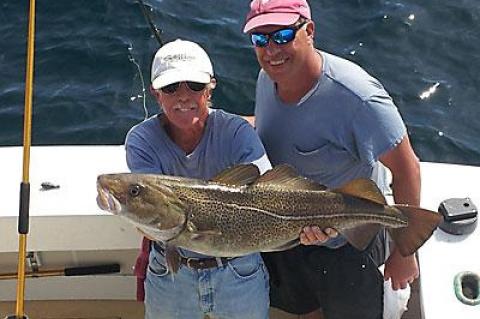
[255,51,406,190]
[125,108,271,257]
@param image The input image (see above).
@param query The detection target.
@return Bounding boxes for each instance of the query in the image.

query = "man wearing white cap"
[125,39,271,319]
[243,1,421,319]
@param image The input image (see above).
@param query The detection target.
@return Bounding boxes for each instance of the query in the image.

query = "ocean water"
[1,0,479,165]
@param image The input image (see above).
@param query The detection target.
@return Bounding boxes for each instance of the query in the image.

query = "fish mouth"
[138,221,186,242]
[96,185,122,215]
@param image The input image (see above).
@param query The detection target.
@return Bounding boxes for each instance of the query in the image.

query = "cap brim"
[243,13,300,33]
[152,69,211,90]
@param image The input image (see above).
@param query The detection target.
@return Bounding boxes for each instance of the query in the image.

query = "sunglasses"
[250,21,308,48]
[160,81,207,94]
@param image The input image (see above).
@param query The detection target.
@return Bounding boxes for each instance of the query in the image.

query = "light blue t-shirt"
[255,50,406,190]
[125,108,270,257]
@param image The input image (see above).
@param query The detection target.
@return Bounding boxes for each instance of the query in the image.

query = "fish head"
[97,173,186,237]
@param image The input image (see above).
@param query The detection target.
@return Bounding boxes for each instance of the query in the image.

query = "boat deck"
[1,146,479,319]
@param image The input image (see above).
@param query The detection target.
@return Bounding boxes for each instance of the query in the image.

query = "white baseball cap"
[151,39,214,90]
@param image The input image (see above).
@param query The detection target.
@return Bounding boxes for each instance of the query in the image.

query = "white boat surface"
[0,145,479,318]
[0,146,143,317]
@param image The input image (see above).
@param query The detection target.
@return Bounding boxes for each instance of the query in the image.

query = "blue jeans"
[145,248,270,319]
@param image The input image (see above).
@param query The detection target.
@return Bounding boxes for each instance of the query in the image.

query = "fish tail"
[388,205,443,256]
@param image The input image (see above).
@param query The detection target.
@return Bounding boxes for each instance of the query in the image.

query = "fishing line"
[128,43,148,120]
[128,0,166,121]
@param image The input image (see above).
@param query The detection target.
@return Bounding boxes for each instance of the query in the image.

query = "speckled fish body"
[97,164,441,257]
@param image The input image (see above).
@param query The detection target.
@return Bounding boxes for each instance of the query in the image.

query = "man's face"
[152,81,211,130]
[251,21,313,82]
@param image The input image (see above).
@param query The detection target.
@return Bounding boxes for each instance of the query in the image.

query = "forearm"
[391,160,421,206]
[380,135,421,206]
[385,161,421,287]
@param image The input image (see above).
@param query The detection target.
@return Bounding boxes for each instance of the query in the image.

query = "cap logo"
[162,53,195,63]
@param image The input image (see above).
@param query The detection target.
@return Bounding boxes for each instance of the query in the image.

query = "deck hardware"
[26,252,41,273]
[454,271,480,306]
[40,182,60,191]
[438,198,477,235]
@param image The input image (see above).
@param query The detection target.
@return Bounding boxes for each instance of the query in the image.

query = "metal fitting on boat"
[438,198,478,235]
[454,271,480,306]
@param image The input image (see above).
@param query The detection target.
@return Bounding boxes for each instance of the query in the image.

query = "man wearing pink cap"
[244,1,421,319]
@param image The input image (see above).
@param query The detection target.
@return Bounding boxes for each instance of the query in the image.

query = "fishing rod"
[137,0,164,46]
[5,0,36,318]
[0,264,121,281]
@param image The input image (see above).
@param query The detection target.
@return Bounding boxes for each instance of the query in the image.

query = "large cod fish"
[97,164,441,261]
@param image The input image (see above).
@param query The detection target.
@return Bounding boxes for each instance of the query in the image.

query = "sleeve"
[125,130,163,174]
[231,119,272,174]
[351,93,407,164]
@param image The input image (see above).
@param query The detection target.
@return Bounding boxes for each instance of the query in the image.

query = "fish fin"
[164,244,181,274]
[191,229,222,239]
[254,164,327,190]
[334,179,386,204]
[388,205,443,256]
[187,221,222,239]
[262,239,301,252]
[210,164,260,186]
[341,224,383,251]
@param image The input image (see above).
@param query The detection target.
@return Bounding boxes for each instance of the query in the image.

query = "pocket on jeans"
[227,254,262,279]
[148,255,169,277]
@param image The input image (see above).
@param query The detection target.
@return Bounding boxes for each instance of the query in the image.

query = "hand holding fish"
[300,226,338,245]
[384,248,419,290]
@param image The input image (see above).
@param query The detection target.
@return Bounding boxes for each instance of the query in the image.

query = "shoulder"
[321,51,389,102]
[208,109,264,147]
[124,115,166,153]
[126,115,159,142]
[208,109,252,133]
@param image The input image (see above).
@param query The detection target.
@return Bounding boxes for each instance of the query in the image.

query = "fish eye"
[128,184,143,197]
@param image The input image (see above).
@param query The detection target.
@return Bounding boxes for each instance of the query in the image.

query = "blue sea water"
[1,0,479,165]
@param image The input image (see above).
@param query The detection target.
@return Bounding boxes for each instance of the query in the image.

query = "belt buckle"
[185,257,200,269]
[185,257,225,269]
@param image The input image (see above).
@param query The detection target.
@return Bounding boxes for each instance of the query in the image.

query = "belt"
[152,242,236,270]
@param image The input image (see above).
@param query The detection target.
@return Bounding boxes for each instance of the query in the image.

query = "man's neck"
[277,50,323,104]
[161,117,207,154]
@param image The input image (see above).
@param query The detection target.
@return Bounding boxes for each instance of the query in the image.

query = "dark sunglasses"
[160,81,207,94]
[250,21,308,48]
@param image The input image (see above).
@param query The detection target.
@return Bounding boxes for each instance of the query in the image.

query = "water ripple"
[1,0,479,166]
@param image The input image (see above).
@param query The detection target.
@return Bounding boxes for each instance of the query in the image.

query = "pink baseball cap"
[243,0,311,33]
